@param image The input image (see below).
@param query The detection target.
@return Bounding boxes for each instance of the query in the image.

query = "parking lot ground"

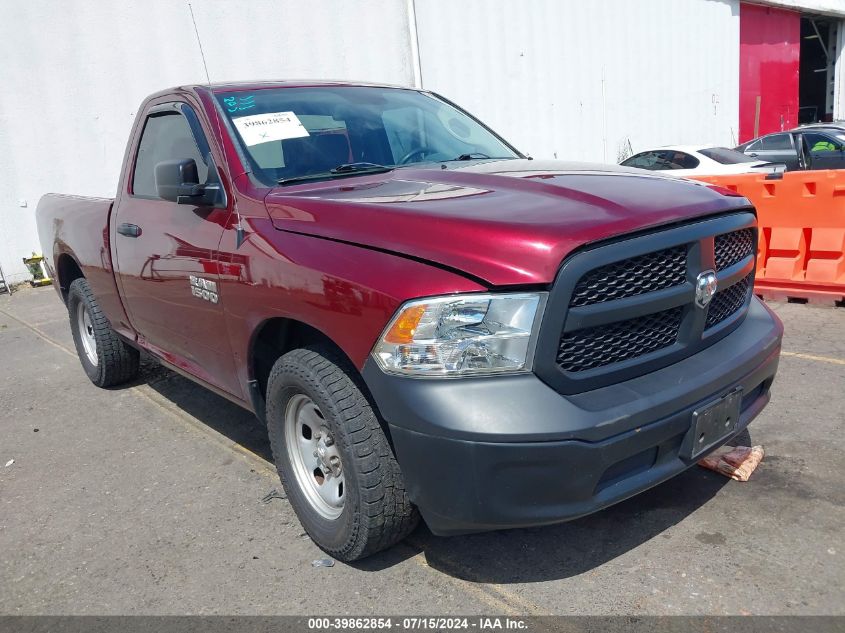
[0,286,843,616]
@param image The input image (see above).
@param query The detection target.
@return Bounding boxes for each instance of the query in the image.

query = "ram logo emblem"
[695,270,718,308]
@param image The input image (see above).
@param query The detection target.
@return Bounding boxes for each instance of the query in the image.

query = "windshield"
[215,86,519,185]
[698,147,759,164]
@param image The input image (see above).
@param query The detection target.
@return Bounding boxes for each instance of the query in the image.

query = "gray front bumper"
[362,298,783,535]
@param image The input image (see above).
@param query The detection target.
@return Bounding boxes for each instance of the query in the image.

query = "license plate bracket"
[683,388,743,460]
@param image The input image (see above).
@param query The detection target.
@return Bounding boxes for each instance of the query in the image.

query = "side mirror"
[155,159,206,204]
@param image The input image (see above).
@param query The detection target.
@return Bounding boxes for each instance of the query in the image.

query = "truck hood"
[265,159,749,286]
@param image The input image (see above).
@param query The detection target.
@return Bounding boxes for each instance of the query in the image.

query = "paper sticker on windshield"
[232,111,309,146]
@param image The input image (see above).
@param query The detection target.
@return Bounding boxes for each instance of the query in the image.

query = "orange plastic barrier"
[691,170,845,305]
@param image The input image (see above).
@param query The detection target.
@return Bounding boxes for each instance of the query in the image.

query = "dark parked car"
[736,128,845,171]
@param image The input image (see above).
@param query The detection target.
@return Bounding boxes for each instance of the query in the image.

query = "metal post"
[406,0,423,89]
[0,261,10,295]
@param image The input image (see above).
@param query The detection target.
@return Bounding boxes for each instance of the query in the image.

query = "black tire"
[266,345,419,561]
[67,278,140,387]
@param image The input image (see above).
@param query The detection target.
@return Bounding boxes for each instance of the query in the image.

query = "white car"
[620,145,785,177]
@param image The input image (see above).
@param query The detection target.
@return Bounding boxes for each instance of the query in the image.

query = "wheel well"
[56,254,84,303]
[249,317,393,445]
[250,318,353,402]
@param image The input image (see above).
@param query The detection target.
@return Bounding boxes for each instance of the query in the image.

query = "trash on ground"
[261,489,286,503]
[22,253,53,288]
[4,459,13,468]
[698,445,764,481]
[312,558,335,568]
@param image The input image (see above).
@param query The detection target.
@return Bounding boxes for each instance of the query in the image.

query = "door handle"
[748,153,758,157]
[117,223,142,238]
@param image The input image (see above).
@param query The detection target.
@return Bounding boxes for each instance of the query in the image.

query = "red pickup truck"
[37,81,783,561]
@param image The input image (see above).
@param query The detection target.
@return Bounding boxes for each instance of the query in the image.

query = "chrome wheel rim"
[77,302,97,366]
[284,394,344,520]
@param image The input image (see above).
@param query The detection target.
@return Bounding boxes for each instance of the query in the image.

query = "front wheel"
[67,278,139,387]
[266,345,419,561]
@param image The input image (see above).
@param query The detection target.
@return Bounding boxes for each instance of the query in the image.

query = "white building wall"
[0,0,745,285]
[414,0,741,164]
[0,0,415,283]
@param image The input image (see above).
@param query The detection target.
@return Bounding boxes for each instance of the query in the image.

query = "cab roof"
[159,79,412,96]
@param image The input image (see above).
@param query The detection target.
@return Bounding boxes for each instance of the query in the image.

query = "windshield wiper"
[443,153,520,162]
[277,163,393,186]
[451,153,492,161]
[332,162,391,173]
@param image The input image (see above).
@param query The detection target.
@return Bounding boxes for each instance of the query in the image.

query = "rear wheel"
[266,345,419,561]
[67,278,139,387]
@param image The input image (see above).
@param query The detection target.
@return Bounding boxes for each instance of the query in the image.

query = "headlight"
[372,292,547,376]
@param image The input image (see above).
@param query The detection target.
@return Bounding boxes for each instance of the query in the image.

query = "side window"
[745,139,762,151]
[132,109,209,198]
[621,151,663,170]
[664,151,700,170]
[805,133,841,153]
[761,133,792,150]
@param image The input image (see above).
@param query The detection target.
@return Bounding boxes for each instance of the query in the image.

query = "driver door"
[750,133,800,170]
[112,102,241,397]
[804,132,845,170]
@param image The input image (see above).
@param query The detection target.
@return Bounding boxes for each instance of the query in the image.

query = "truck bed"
[35,194,129,338]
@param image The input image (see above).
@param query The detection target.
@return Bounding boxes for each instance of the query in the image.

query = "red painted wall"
[739,2,800,143]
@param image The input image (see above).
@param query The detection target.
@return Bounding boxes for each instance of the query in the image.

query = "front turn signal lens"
[383,305,427,344]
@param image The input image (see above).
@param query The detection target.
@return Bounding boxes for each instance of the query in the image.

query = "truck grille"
[570,246,686,307]
[536,214,757,395]
[715,228,755,271]
[705,274,752,329]
[557,307,683,372]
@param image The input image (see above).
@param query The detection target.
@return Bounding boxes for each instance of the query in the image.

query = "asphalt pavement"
[1,286,842,616]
